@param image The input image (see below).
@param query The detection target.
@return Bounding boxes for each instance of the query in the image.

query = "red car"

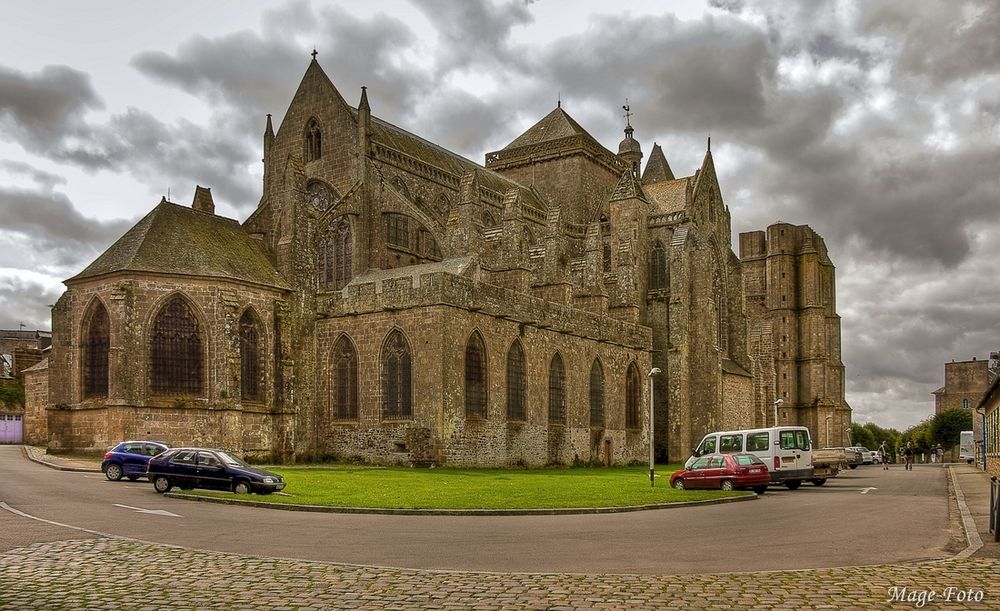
[670,453,770,494]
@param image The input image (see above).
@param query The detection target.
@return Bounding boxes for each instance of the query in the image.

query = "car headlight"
[262,477,276,483]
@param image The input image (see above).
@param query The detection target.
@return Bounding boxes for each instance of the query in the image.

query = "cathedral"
[43,56,851,465]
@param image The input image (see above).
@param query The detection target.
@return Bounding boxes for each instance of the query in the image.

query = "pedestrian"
[936,444,944,464]
[879,441,890,470]
[903,441,915,470]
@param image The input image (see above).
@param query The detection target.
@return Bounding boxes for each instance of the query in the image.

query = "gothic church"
[45,56,851,464]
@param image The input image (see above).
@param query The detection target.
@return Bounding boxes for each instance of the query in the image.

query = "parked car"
[845,447,870,466]
[101,441,169,481]
[686,426,814,489]
[147,448,285,495]
[671,453,770,494]
[869,450,881,464]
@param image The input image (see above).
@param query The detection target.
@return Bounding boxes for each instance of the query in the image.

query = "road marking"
[112,503,182,517]
[860,487,878,494]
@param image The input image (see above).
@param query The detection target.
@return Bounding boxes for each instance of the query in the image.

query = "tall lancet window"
[506,340,526,421]
[465,332,487,418]
[381,330,412,419]
[83,301,110,398]
[305,118,322,161]
[625,363,640,429]
[589,359,605,427]
[331,335,358,420]
[650,240,667,289]
[239,309,262,401]
[150,295,204,396]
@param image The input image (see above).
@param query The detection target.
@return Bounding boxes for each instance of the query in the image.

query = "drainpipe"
[977,406,987,471]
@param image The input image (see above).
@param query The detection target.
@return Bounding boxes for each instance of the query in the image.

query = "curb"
[21,445,102,473]
[163,489,757,515]
[949,465,984,559]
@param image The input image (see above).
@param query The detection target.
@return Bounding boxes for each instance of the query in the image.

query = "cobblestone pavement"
[0,538,996,610]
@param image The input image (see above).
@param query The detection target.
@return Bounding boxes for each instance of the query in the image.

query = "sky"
[0,0,997,431]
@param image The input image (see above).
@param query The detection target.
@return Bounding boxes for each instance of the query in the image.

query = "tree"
[901,419,933,454]
[849,423,875,449]
[0,381,25,408]
[930,408,973,450]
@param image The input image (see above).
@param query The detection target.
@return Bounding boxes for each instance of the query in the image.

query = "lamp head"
[648,367,662,377]
[773,399,784,406]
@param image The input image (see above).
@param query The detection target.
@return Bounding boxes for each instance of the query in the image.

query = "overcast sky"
[1,0,997,431]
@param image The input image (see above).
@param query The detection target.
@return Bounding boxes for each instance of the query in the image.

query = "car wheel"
[848,464,858,469]
[720,479,735,491]
[104,463,123,481]
[234,481,252,495]
[672,478,685,490]
[785,480,802,490]
[152,476,172,493]
[752,486,768,495]
[811,478,827,486]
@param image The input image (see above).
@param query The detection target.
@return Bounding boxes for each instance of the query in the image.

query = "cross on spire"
[311,48,318,60]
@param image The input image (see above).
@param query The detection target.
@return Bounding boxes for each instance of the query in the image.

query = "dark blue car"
[147,448,285,495]
[102,441,169,481]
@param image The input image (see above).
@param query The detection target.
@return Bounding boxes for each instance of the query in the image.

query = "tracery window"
[650,240,667,289]
[589,359,604,427]
[308,181,340,212]
[548,353,566,425]
[465,332,487,418]
[387,214,410,249]
[321,217,353,290]
[381,330,412,419]
[626,363,640,429]
[305,119,322,162]
[506,340,526,421]
[82,300,110,398]
[332,335,358,419]
[149,295,203,396]
[239,310,262,401]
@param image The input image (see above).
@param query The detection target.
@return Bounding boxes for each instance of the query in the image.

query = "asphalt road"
[0,446,958,575]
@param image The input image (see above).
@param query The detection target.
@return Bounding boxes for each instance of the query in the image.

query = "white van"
[685,426,814,490]
[960,431,974,464]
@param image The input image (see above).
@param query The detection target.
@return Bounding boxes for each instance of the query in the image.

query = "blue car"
[102,441,169,481]
[147,448,285,495]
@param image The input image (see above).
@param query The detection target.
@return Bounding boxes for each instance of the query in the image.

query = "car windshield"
[215,451,248,467]
[734,454,763,466]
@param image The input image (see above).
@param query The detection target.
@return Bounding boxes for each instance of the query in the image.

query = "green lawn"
[179,465,747,509]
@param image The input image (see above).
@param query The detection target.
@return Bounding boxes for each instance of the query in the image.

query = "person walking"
[936,443,944,464]
[879,441,890,470]
[903,441,915,470]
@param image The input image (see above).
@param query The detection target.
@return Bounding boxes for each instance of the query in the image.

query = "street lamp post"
[772,399,783,427]
[825,415,832,448]
[648,367,661,487]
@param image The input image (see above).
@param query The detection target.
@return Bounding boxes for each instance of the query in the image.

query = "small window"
[170,450,197,465]
[690,457,710,470]
[698,436,717,455]
[963,399,970,409]
[747,432,769,452]
[709,456,725,468]
[719,434,743,453]
[197,452,220,467]
[779,430,810,451]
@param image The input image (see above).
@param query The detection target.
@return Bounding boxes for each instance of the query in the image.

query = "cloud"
[0,160,67,189]
[0,272,64,330]
[0,64,104,155]
[0,185,134,269]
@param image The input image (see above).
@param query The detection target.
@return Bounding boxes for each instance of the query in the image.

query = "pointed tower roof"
[609,169,647,202]
[502,106,600,151]
[641,143,675,184]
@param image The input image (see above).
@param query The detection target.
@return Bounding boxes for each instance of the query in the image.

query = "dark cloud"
[0,64,103,154]
[0,275,62,330]
[412,0,533,70]
[0,160,67,189]
[0,186,134,268]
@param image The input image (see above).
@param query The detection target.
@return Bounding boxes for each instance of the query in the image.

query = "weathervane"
[622,99,633,127]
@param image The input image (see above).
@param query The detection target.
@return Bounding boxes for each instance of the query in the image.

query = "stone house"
[43,56,850,464]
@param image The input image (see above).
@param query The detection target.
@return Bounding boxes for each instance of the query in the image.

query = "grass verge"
[178,465,748,509]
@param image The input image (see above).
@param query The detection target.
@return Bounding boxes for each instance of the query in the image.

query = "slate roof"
[609,170,647,202]
[356,110,548,212]
[645,177,689,214]
[501,106,605,152]
[346,257,475,290]
[642,143,675,183]
[69,201,289,289]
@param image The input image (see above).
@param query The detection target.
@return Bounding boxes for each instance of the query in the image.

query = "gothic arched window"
[381,330,412,419]
[332,335,358,420]
[465,332,487,418]
[506,340,526,421]
[82,300,110,398]
[149,295,203,396]
[548,353,566,425]
[239,309,262,402]
[626,363,640,429]
[589,359,604,427]
[305,119,322,162]
[321,217,353,290]
[650,240,667,289]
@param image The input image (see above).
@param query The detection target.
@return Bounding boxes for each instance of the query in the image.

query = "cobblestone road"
[1,538,996,610]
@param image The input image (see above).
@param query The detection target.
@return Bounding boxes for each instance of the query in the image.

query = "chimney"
[192,185,215,215]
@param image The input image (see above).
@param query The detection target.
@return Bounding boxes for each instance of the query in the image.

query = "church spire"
[358,86,371,155]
